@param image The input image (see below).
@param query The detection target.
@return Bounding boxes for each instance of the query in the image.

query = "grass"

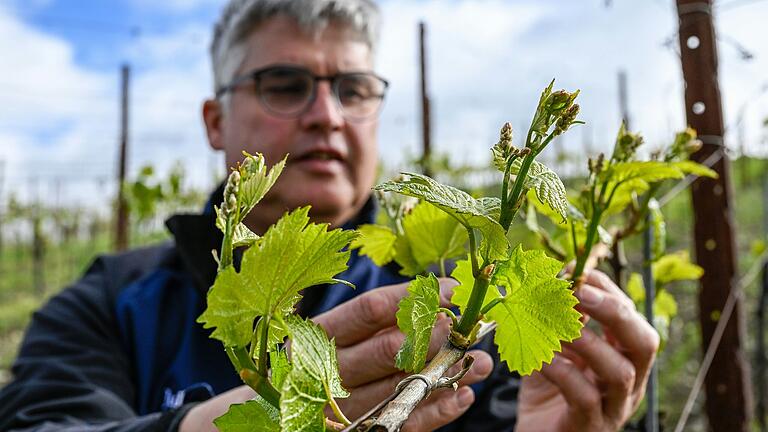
[0,228,168,386]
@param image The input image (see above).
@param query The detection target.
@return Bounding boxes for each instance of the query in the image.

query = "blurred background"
[1,0,767,430]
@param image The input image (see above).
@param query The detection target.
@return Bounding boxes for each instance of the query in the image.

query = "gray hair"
[211,0,381,105]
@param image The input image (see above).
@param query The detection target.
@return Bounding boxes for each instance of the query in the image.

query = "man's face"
[205,16,379,232]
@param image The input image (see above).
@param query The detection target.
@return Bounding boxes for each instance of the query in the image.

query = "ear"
[203,98,224,151]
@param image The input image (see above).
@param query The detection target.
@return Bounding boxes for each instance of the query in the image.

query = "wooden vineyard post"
[115,64,130,251]
[675,1,752,430]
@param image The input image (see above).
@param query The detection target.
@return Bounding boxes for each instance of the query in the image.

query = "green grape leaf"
[198,207,357,347]
[214,396,281,432]
[653,251,703,285]
[215,205,227,233]
[627,273,679,319]
[286,316,348,398]
[395,274,441,372]
[375,173,508,262]
[232,222,260,248]
[524,200,541,233]
[270,347,291,391]
[350,224,397,266]
[393,235,422,277]
[752,239,767,257]
[526,190,611,250]
[512,160,568,220]
[402,202,469,270]
[450,258,501,314]
[280,316,348,432]
[485,246,581,375]
[655,289,678,319]
[671,160,718,179]
[237,153,287,224]
[627,272,645,304]
[605,161,684,186]
[602,179,648,216]
[491,145,508,173]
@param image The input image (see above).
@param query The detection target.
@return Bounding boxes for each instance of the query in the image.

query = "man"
[0,0,659,431]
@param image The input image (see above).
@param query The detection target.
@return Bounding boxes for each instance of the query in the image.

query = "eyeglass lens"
[257,68,385,119]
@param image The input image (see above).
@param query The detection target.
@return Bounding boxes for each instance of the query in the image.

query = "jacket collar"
[165,183,378,293]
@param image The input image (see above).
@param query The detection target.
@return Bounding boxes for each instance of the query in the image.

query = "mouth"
[293,148,345,163]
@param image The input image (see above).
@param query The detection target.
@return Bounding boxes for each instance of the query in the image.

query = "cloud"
[0,5,220,207]
[0,4,117,205]
[375,0,690,173]
[2,0,768,209]
[128,0,226,13]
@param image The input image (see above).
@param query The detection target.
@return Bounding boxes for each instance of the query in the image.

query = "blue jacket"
[0,188,519,431]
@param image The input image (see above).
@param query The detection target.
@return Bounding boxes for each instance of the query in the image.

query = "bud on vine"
[554,104,580,136]
[611,124,643,162]
[515,147,532,157]
[241,157,253,172]
[222,171,241,216]
[546,90,571,112]
[480,263,496,280]
[499,122,513,148]
[588,153,606,175]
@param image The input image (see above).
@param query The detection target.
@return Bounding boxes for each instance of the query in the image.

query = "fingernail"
[456,387,474,408]
[576,286,604,307]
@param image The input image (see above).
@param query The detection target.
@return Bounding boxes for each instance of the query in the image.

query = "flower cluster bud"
[499,122,513,148]
[667,127,702,160]
[554,104,580,136]
[222,171,241,216]
[611,124,644,162]
[546,90,571,112]
[513,147,532,157]
[240,156,253,173]
[588,153,606,175]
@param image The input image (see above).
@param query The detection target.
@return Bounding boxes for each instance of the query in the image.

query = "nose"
[299,81,345,131]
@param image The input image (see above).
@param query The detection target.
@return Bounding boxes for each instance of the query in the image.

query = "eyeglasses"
[215,65,389,121]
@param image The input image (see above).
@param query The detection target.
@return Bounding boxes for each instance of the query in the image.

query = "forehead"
[239,15,373,74]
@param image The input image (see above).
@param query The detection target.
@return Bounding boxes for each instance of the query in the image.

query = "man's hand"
[516,270,660,432]
[181,280,494,432]
[313,279,493,431]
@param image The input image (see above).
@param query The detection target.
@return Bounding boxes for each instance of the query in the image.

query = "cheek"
[349,125,379,185]
[225,116,296,166]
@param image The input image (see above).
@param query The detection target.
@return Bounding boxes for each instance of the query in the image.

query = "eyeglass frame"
[214,64,390,120]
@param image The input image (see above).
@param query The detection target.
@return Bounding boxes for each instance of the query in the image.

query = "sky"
[0,0,767,208]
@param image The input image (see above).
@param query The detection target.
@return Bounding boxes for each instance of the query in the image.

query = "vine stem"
[571,208,603,282]
[500,154,535,230]
[467,229,480,277]
[453,270,491,336]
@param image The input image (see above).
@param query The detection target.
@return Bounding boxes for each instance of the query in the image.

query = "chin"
[295,190,360,225]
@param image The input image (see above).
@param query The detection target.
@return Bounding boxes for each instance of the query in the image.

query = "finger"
[574,284,660,394]
[340,349,493,422]
[337,317,452,387]
[559,345,588,370]
[436,277,459,305]
[581,269,634,307]
[312,282,407,346]
[401,386,475,432]
[569,328,636,418]
[540,355,602,428]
